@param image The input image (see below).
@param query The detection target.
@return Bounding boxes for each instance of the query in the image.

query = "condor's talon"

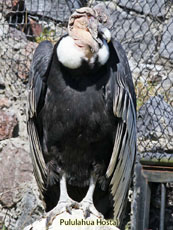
[46,174,80,229]
[46,199,79,229]
[79,200,103,219]
[66,200,79,214]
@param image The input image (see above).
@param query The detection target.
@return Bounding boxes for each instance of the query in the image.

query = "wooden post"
[160,183,166,230]
[131,162,151,230]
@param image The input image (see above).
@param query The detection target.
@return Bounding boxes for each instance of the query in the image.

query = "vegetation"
[35,28,56,43]
[1,224,7,230]
[135,79,157,111]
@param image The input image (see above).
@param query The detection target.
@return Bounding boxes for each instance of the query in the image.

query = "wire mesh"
[0,1,173,159]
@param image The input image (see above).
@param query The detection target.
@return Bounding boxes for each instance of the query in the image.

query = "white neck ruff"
[57,36,109,69]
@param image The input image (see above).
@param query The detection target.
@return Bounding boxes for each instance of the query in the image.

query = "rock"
[0,98,11,108]
[117,0,166,17]
[93,3,113,28]
[159,18,173,61]
[0,14,9,39]
[25,0,84,22]
[14,41,38,80]
[24,209,120,230]
[0,111,18,140]
[0,139,44,230]
[0,140,31,206]
[137,95,173,153]
[0,21,9,38]
[0,26,37,99]
[109,9,156,62]
[8,27,28,42]
[0,0,13,16]
[0,0,19,9]
[156,73,173,106]
[0,75,5,90]
[0,181,44,230]
[14,183,45,230]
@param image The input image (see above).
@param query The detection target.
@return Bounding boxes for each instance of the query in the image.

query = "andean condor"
[27,6,136,228]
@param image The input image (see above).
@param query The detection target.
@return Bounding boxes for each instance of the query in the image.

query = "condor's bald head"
[68,7,100,56]
[57,7,111,70]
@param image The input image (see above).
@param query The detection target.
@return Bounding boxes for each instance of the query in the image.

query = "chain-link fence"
[0,0,173,230]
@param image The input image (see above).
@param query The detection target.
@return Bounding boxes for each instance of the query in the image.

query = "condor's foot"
[79,174,103,219]
[46,199,79,229]
[79,199,104,219]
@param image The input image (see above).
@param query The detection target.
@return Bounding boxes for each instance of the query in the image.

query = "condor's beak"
[99,27,111,43]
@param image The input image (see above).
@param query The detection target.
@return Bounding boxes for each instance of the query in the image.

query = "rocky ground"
[0,0,173,229]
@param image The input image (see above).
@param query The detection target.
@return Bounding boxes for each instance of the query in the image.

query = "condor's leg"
[79,174,103,218]
[46,173,79,228]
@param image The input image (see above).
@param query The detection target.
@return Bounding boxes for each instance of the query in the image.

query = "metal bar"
[143,165,173,171]
[143,170,173,183]
[144,182,151,230]
[160,183,166,230]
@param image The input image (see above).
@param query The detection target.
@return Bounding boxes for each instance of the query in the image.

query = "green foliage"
[135,80,156,111]
[35,28,56,43]
[2,224,7,230]
[125,221,131,230]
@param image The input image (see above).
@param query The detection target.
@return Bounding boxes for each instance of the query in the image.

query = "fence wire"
[0,0,173,162]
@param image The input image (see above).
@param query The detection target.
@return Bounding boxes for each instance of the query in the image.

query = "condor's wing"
[106,40,136,223]
[27,41,53,195]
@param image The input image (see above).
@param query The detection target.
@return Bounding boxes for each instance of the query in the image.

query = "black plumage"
[27,7,136,226]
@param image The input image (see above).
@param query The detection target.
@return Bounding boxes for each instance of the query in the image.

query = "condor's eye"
[90,47,94,53]
[87,13,94,19]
